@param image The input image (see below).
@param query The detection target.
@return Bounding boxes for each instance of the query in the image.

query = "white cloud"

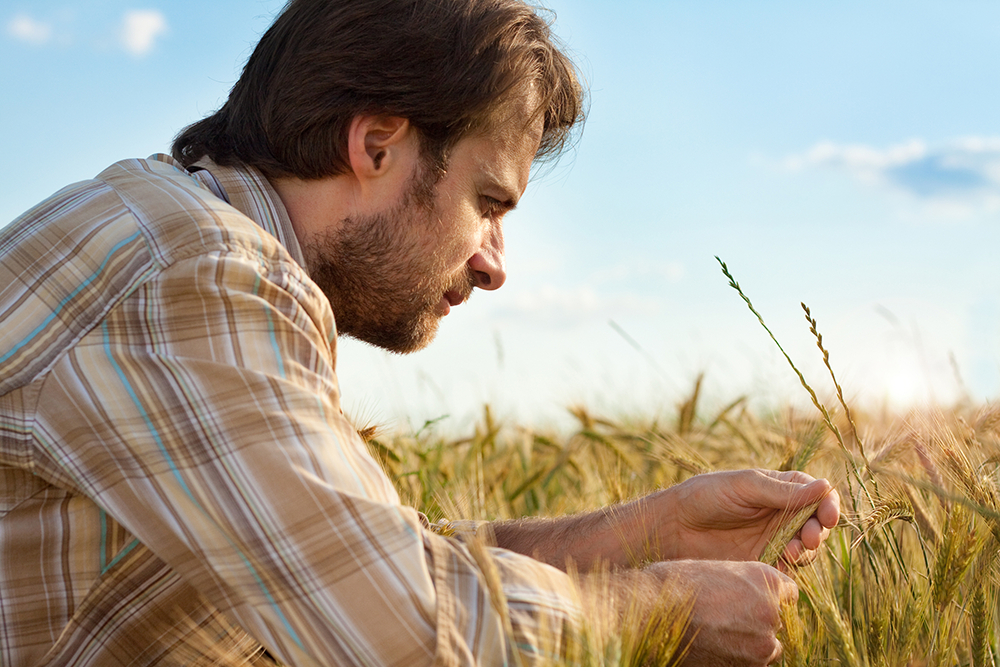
[784,139,927,174]
[121,9,167,56]
[7,14,53,45]
[785,137,1000,211]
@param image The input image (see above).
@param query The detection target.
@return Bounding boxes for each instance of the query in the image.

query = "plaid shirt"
[0,155,578,666]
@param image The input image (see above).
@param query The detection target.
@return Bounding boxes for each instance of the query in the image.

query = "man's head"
[172,0,584,178]
[173,0,585,354]
[292,95,544,353]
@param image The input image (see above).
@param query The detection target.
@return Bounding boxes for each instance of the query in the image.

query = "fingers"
[817,486,841,528]
[766,563,799,605]
[764,471,842,536]
[754,564,795,663]
[675,560,795,666]
[769,470,834,507]
[771,469,816,485]
[798,478,834,509]
[788,485,839,565]
[798,516,830,550]
[788,483,838,561]
[779,515,833,567]
[780,541,816,568]
[766,640,784,666]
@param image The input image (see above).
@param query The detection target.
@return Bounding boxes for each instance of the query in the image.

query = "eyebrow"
[483,176,521,212]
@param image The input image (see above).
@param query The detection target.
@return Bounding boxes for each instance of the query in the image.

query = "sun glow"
[863,341,959,410]
[883,361,929,408]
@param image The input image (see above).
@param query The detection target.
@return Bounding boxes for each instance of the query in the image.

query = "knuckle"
[743,635,781,665]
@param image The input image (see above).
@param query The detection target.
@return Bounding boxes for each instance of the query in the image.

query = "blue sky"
[4,1,1000,430]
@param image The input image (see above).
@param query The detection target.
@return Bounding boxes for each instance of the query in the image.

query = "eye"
[480,196,507,220]
[481,196,502,216]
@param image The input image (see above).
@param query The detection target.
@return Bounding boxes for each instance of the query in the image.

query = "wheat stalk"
[801,302,870,468]
[716,257,870,503]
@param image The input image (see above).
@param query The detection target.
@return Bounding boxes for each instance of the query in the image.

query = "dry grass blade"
[618,586,694,667]
[715,258,827,422]
[796,562,862,667]
[676,373,703,437]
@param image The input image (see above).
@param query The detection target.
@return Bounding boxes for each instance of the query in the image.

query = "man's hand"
[492,469,840,571]
[593,559,796,667]
[495,470,834,665]
[650,469,841,565]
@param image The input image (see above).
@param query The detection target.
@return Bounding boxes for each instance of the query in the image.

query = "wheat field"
[364,385,1000,666]
[358,262,1000,666]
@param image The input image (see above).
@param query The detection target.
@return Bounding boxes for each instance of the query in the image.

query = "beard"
[302,168,476,354]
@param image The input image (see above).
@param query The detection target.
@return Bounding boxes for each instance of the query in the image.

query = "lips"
[439,272,476,316]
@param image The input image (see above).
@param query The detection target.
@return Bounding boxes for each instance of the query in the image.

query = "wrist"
[630,486,682,561]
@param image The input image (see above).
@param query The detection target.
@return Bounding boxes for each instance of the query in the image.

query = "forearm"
[492,490,675,571]
[493,469,841,570]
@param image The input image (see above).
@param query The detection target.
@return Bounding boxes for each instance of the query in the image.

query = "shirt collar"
[187,156,306,268]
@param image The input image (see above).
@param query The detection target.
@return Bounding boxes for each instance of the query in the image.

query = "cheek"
[435,204,487,261]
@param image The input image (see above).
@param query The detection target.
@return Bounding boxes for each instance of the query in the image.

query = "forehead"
[484,85,545,157]
[457,91,545,192]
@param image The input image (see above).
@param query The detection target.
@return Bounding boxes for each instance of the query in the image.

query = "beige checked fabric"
[0,155,579,666]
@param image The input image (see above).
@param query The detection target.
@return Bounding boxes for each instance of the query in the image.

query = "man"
[0,0,839,665]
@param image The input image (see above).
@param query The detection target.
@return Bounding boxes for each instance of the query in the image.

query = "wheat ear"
[759,499,824,567]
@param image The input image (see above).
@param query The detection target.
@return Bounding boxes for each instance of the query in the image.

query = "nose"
[468,224,506,290]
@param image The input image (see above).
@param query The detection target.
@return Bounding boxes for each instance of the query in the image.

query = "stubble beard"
[303,168,476,354]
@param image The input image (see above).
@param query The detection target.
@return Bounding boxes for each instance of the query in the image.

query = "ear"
[346,115,414,180]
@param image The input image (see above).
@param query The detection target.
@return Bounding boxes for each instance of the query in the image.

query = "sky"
[3,1,1000,432]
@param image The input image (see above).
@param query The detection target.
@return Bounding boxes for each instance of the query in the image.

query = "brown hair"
[172,0,585,179]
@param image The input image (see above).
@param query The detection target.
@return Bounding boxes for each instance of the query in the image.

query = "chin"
[348,313,441,355]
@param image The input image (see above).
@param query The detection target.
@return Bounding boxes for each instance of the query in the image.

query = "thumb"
[752,471,831,511]
[794,478,833,509]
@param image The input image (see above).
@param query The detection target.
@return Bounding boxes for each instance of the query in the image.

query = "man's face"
[304,104,542,353]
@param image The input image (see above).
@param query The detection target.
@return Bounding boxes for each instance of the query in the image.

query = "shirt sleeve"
[32,245,580,666]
